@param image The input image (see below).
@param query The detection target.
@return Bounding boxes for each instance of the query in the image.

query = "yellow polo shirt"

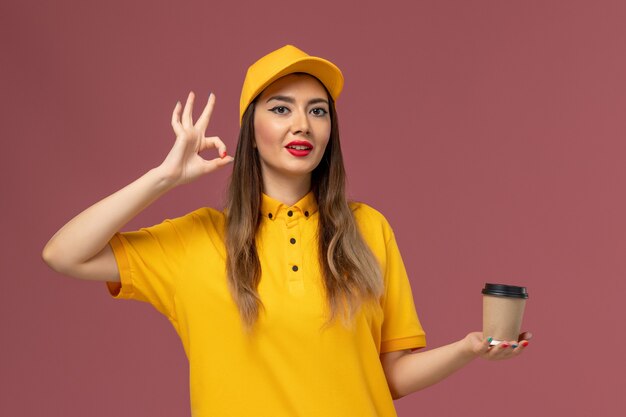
[106,192,426,417]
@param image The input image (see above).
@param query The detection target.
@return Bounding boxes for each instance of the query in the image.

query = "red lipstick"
[285,140,313,157]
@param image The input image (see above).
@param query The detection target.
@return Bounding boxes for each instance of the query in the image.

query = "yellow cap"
[239,45,344,124]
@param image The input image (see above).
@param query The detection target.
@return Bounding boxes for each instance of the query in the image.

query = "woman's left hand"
[464,331,533,361]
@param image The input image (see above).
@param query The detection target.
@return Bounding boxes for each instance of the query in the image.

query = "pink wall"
[2,0,625,416]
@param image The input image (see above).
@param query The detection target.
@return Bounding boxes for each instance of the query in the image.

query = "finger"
[195,92,216,134]
[503,338,525,353]
[509,339,529,357]
[201,155,234,173]
[490,341,514,359]
[182,91,195,128]
[171,101,184,136]
[473,335,496,358]
[513,340,529,356]
[477,336,491,354]
[200,136,228,158]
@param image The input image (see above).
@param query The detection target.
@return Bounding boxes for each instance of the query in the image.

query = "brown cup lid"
[482,283,528,299]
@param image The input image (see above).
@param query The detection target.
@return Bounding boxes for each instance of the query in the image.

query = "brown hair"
[225,79,383,332]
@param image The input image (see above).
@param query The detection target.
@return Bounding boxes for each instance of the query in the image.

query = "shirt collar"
[261,191,318,221]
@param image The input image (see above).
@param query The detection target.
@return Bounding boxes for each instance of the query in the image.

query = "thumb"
[201,155,234,173]
[478,336,492,354]
[470,333,491,356]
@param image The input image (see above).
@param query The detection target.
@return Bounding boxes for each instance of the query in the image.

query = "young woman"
[43,45,531,417]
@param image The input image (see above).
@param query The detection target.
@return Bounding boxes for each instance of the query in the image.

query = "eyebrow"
[265,95,329,106]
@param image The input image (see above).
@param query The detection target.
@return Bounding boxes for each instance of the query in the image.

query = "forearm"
[388,339,476,399]
[43,167,174,270]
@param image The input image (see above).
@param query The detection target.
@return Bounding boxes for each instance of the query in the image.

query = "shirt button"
[268,213,273,219]
[290,238,296,244]
[292,265,298,272]
[304,211,309,217]
[287,210,293,217]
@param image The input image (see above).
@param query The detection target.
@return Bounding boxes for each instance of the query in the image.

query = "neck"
[262,171,312,206]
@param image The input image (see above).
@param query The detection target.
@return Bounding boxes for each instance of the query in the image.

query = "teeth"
[288,145,310,150]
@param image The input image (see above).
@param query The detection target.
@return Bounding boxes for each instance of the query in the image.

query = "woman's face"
[253,73,331,184]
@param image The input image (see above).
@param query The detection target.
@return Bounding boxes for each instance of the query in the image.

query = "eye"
[311,107,328,117]
[270,106,289,114]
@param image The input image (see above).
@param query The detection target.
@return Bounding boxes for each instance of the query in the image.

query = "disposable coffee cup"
[482,283,528,345]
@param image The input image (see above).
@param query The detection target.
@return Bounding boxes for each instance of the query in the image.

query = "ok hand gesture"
[159,92,234,187]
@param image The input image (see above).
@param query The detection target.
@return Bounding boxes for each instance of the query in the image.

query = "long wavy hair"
[225,76,383,332]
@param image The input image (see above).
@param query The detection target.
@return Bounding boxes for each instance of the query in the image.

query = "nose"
[291,108,311,136]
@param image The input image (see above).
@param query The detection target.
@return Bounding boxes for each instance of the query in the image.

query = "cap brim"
[248,56,343,108]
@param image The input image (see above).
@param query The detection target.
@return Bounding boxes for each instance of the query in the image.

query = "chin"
[275,164,317,179]
[261,157,322,181]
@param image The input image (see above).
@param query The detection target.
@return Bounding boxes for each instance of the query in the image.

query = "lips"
[285,140,313,157]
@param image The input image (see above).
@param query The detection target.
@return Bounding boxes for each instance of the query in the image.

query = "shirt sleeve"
[105,212,198,319]
[379,224,427,353]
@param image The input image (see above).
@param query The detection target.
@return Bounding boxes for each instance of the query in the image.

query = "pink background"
[2,0,625,416]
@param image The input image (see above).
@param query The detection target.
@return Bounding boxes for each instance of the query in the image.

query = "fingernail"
[209,91,213,99]
[221,151,227,158]
[521,341,529,347]
[501,343,510,348]
[512,344,518,348]
[487,337,493,343]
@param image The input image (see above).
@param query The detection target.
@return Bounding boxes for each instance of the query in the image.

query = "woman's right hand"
[158,91,234,187]
[43,91,234,282]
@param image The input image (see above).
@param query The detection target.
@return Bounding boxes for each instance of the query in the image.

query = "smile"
[285,140,313,150]
[285,140,313,157]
